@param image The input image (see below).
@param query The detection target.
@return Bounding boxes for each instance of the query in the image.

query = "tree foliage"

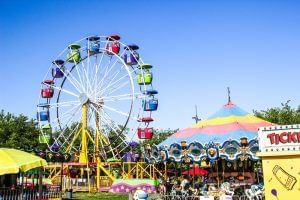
[0,110,39,150]
[254,100,300,125]
[140,128,178,147]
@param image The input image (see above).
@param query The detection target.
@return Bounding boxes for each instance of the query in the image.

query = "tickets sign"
[258,125,300,152]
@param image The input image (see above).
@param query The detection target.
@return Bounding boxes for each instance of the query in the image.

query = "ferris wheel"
[36,34,158,163]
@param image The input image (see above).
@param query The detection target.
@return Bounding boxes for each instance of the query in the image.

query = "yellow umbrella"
[0,148,47,175]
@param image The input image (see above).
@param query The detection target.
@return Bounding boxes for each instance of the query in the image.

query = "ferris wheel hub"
[79,93,89,105]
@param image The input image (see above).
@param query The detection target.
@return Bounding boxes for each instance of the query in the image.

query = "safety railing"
[159,194,264,200]
[0,188,61,200]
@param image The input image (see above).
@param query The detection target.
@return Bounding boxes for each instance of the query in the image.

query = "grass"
[71,192,128,200]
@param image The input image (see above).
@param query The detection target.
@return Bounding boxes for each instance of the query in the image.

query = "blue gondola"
[143,89,158,95]
[87,36,100,54]
[143,99,158,111]
[37,103,49,108]
[37,111,49,121]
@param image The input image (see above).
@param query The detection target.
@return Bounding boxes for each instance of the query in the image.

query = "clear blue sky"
[1,0,300,130]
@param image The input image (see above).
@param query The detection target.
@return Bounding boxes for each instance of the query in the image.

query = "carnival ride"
[36,34,159,191]
[144,98,273,198]
[147,99,272,163]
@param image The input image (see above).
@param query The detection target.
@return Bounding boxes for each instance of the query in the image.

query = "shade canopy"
[160,102,273,146]
[0,148,47,175]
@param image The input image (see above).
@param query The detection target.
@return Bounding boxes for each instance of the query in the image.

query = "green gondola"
[67,43,81,63]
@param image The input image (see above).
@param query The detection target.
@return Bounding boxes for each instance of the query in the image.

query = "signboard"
[257,124,300,200]
[258,124,300,153]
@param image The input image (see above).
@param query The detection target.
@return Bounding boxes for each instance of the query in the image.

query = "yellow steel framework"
[62,103,116,191]
[45,103,163,192]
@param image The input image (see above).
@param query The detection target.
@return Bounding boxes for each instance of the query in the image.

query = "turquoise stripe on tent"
[207,105,248,119]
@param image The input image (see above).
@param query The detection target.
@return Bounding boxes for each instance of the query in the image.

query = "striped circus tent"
[160,101,273,147]
[146,101,273,163]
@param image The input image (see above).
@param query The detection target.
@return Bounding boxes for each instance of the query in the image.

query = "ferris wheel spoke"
[100,113,123,140]
[46,100,80,108]
[80,61,93,94]
[102,80,131,98]
[90,104,120,133]
[93,56,115,95]
[45,83,79,97]
[101,111,122,133]
[101,111,130,147]
[57,122,81,151]
[60,66,86,93]
[94,65,125,98]
[100,93,142,102]
[97,66,138,98]
[51,104,81,124]
[94,58,117,96]
[101,104,137,120]
[87,40,91,87]
[53,63,83,93]
[94,51,126,96]
[65,66,84,93]
[89,105,121,148]
[91,53,104,93]
[98,64,126,97]
[50,105,81,129]
[53,106,81,139]
[73,59,86,93]
[54,103,81,121]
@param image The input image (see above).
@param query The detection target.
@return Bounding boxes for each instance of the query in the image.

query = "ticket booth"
[257,125,300,200]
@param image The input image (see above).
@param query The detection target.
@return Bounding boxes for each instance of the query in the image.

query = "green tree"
[140,128,178,147]
[254,100,300,125]
[0,110,39,150]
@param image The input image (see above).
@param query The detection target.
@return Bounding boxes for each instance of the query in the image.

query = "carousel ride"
[144,93,272,198]
[36,34,159,191]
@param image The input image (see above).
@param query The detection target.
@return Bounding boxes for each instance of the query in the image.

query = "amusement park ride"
[36,34,160,191]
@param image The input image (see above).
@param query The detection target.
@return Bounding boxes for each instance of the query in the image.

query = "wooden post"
[164,162,167,180]
[128,162,131,179]
[60,162,63,191]
[136,163,139,179]
[87,164,91,193]
[38,167,43,200]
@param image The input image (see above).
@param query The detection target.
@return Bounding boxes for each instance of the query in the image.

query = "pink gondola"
[137,128,153,139]
[41,88,54,98]
[43,80,54,85]
[106,34,121,55]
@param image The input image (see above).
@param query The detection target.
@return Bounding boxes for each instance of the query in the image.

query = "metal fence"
[159,194,264,200]
[0,188,61,200]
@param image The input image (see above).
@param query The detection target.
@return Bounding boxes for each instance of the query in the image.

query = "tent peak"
[224,101,236,108]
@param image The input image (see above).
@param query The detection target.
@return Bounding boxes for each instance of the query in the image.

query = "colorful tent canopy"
[0,148,47,175]
[160,102,273,147]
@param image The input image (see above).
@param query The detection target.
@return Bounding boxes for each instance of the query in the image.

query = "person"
[165,177,172,194]
[180,176,189,190]
[180,176,189,197]
[158,180,166,195]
